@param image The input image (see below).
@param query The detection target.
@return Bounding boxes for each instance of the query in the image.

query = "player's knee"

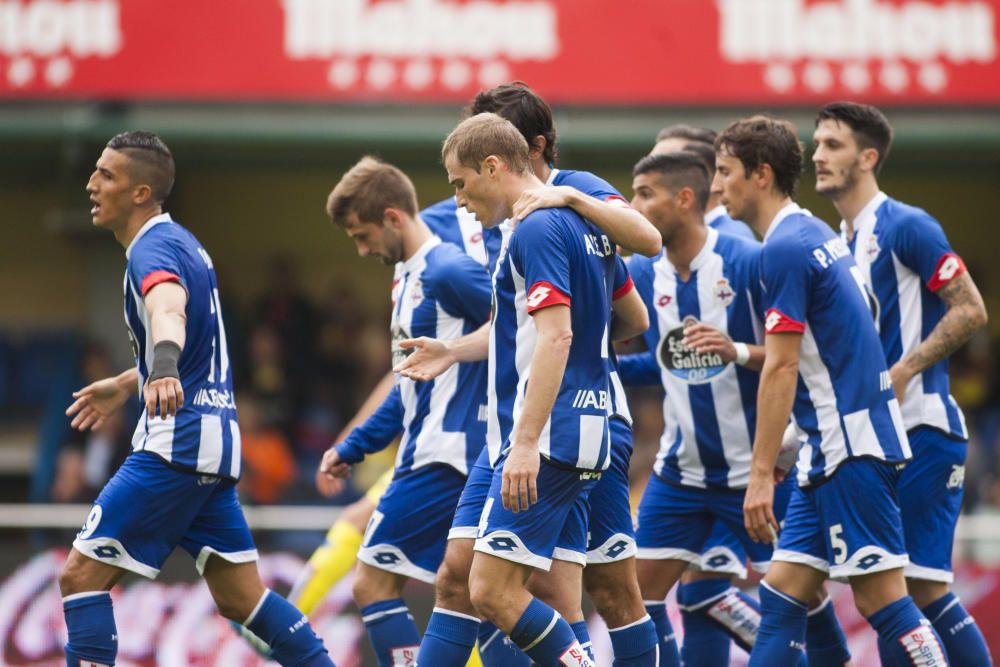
[905,578,948,610]
[468,574,501,620]
[435,549,473,607]
[58,558,83,596]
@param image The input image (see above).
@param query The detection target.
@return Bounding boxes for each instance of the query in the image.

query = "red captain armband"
[526,281,571,313]
[604,195,632,209]
[927,253,966,292]
[140,270,182,296]
[764,308,805,334]
[613,275,635,301]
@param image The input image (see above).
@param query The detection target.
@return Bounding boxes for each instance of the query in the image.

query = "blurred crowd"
[12,257,1000,515]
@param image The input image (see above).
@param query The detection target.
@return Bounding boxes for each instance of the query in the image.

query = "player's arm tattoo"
[901,272,987,374]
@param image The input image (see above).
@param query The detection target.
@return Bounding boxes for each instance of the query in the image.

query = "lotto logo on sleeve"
[927,253,966,292]
[526,281,570,312]
[764,308,805,334]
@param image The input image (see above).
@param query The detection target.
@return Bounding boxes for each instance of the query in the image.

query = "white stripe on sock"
[61,590,110,603]
[608,614,652,633]
[432,607,481,623]
[242,589,271,626]
[522,610,560,652]
[362,605,410,623]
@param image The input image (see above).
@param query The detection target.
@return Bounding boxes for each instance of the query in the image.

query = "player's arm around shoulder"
[513,184,660,257]
[143,281,188,420]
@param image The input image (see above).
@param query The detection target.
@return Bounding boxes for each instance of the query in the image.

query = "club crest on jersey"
[713,277,735,307]
[407,278,424,306]
[657,316,727,384]
[866,233,881,261]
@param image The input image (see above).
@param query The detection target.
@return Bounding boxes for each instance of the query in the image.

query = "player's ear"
[528,135,546,161]
[859,147,880,174]
[383,208,403,228]
[483,155,501,177]
[132,183,153,206]
[754,163,774,192]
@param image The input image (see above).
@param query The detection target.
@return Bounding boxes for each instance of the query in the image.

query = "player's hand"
[320,447,352,480]
[501,444,540,513]
[682,323,737,362]
[66,376,131,431]
[394,337,455,381]
[744,471,779,545]
[511,186,576,224]
[315,466,346,497]
[888,361,912,404]
[144,377,184,420]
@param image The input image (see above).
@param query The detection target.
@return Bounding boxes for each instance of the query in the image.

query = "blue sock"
[64,592,117,667]
[509,597,589,666]
[869,596,948,667]
[245,590,333,667]
[477,618,532,666]
[571,620,595,662]
[359,598,421,667]
[676,580,736,664]
[608,615,659,666]
[748,583,807,667]
[923,592,992,666]
[417,608,480,667]
[806,596,852,666]
[643,602,680,667]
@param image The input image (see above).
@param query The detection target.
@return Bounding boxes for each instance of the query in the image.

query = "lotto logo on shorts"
[605,540,629,559]
[81,663,112,667]
[390,646,418,666]
[899,622,947,666]
[487,537,517,552]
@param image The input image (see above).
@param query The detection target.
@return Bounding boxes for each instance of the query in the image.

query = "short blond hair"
[326,156,419,227]
[441,113,531,175]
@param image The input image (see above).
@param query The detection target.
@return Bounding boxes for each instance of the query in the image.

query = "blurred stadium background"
[1,0,1000,664]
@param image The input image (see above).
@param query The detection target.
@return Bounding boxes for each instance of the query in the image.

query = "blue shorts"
[635,475,773,573]
[359,464,468,584]
[73,452,257,579]
[449,447,493,540]
[775,458,908,580]
[473,456,599,571]
[899,427,966,583]
[582,418,636,565]
[696,473,796,576]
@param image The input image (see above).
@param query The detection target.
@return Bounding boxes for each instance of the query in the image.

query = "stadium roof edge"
[1,103,999,150]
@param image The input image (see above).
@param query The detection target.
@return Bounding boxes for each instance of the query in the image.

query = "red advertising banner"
[0,0,998,105]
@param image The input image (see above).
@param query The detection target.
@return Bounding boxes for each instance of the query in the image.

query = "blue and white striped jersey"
[123,214,241,479]
[421,196,497,271]
[842,192,968,440]
[626,228,764,489]
[488,206,617,471]
[389,237,492,475]
[421,167,635,425]
[761,203,911,487]
[705,205,757,241]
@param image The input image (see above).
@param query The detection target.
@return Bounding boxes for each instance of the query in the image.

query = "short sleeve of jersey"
[761,231,809,334]
[430,251,493,324]
[612,255,634,300]
[128,233,188,297]
[892,210,966,292]
[512,211,572,313]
